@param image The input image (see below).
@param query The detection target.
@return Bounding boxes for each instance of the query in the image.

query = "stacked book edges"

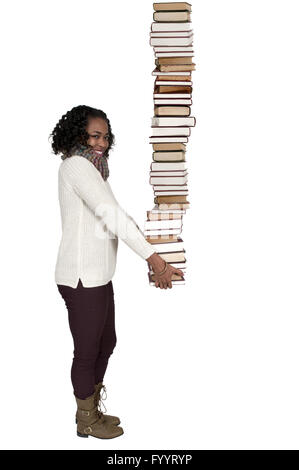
[145,1,195,286]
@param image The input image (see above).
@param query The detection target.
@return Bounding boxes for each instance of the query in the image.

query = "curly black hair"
[49,105,115,158]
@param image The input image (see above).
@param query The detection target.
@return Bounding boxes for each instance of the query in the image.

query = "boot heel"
[77,431,89,438]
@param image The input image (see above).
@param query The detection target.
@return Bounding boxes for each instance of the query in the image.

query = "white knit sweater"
[55,155,156,288]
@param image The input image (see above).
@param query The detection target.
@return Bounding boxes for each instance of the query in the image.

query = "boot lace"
[97,384,107,414]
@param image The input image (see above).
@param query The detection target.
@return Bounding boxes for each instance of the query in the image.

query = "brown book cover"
[157,74,192,81]
[155,56,193,65]
[155,202,190,210]
[153,11,191,22]
[154,84,192,93]
[147,211,183,221]
[154,106,191,116]
[155,195,188,203]
[146,234,178,243]
[157,63,196,72]
[152,142,186,151]
[153,2,192,11]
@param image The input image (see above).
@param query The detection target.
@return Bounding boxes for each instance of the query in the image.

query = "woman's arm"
[60,156,156,260]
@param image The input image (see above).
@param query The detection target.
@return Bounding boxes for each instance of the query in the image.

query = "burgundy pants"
[57,278,117,399]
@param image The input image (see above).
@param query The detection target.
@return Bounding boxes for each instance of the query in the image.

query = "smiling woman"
[49,105,183,441]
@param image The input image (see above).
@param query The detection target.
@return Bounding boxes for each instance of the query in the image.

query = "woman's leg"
[57,279,110,399]
[94,280,117,384]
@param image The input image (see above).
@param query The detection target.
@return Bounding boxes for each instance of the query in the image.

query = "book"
[155,56,193,65]
[149,136,189,143]
[154,46,193,53]
[151,161,187,171]
[153,92,191,98]
[150,169,188,176]
[155,80,193,86]
[152,116,195,126]
[146,236,184,250]
[154,98,192,105]
[144,218,182,230]
[153,3,192,12]
[144,228,182,236]
[151,126,191,136]
[154,201,189,209]
[153,183,188,190]
[150,175,188,185]
[152,68,192,75]
[151,22,192,32]
[154,191,188,197]
[150,31,193,37]
[150,35,193,46]
[154,84,192,93]
[153,11,191,22]
[148,272,185,286]
[159,251,186,263]
[155,195,188,203]
[155,63,195,72]
[149,205,186,214]
[153,151,186,162]
[147,211,183,221]
[154,106,190,116]
[146,234,179,242]
[152,142,186,151]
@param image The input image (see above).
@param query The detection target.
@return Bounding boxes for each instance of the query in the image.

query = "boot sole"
[77,429,124,439]
[75,418,121,425]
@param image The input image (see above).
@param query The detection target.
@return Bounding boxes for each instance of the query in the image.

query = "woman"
[49,105,183,440]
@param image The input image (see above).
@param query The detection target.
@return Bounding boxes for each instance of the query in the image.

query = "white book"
[150,36,193,46]
[150,175,188,185]
[151,127,190,136]
[153,184,188,190]
[154,99,192,105]
[150,31,193,38]
[144,219,182,230]
[153,93,191,98]
[150,170,187,176]
[151,22,192,32]
[154,46,193,52]
[155,80,192,85]
[151,162,186,171]
[152,69,191,75]
[144,228,182,236]
[147,241,184,253]
[149,136,189,143]
[152,117,195,127]
[151,205,186,214]
[154,190,188,195]
[155,52,194,57]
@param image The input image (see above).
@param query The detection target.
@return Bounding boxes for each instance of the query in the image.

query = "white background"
[1,0,299,450]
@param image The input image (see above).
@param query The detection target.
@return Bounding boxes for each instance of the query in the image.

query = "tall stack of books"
[144,2,196,286]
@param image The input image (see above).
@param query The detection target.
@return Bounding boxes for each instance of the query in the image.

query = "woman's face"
[86,117,109,153]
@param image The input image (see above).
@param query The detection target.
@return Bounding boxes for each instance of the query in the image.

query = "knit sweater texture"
[55,156,156,288]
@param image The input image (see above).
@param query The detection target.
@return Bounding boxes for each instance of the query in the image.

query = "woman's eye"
[92,135,99,139]
[105,136,109,140]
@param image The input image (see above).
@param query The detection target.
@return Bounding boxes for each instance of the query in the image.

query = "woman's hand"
[147,252,184,289]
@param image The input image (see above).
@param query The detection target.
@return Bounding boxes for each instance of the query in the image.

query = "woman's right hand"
[147,252,184,289]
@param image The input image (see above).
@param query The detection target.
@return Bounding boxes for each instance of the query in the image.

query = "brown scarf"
[61,143,109,180]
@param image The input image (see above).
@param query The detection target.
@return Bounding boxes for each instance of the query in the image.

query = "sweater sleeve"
[60,156,156,260]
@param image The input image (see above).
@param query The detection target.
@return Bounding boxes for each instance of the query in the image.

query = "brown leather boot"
[95,382,121,426]
[75,383,121,426]
[75,391,124,439]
